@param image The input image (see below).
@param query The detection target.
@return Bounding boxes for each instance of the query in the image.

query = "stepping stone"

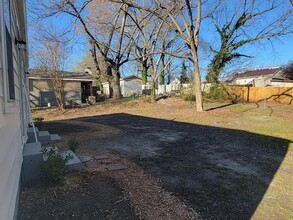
[111,156,121,161]
[85,160,98,168]
[79,156,92,163]
[94,155,109,160]
[106,164,127,171]
[100,159,112,165]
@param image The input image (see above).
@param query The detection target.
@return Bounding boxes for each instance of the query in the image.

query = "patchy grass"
[33,98,293,219]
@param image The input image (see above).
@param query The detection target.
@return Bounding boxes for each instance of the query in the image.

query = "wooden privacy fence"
[225,86,293,104]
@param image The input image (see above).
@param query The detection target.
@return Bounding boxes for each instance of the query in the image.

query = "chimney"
[85,67,92,75]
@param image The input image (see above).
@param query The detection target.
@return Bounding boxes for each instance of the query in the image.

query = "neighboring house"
[0,0,30,219]
[29,69,96,107]
[228,67,291,87]
[102,75,142,97]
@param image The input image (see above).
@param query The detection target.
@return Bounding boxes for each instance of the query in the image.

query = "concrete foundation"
[22,142,43,182]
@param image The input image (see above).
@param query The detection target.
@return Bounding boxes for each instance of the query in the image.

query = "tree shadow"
[43,113,291,219]
[205,102,235,111]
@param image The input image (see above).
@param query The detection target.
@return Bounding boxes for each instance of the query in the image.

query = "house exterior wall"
[29,79,82,107]
[0,0,29,219]
[122,79,142,96]
[103,79,142,97]
[235,77,255,85]
[102,82,110,97]
[31,79,81,91]
[270,81,293,87]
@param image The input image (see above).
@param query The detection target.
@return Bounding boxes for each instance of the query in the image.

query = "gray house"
[29,69,96,107]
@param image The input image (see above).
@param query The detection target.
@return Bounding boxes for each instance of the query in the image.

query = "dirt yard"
[21,98,293,219]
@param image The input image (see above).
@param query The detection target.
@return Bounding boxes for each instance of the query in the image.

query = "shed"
[29,69,96,107]
[102,75,142,97]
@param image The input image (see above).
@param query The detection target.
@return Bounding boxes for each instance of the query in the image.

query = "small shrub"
[40,148,73,185]
[203,84,228,102]
[180,83,196,101]
[181,92,196,101]
[68,139,79,152]
[33,117,44,129]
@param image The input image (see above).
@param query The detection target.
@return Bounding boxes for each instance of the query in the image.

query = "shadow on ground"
[43,113,291,219]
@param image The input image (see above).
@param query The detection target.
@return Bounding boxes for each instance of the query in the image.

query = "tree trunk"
[159,71,164,85]
[55,89,65,109]
[141,63,147,85]
[151,79,156,101]
[111,68,121,100]
[191,49,203,111]
[160,54,165,85]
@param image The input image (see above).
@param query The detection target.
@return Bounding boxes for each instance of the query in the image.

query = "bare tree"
[206,0,293,83]
[109,0,219,111]
[31,0,137,100]
[30,26,70,109]
[283,61,293,79]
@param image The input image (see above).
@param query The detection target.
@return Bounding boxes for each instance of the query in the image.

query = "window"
[3,0,11,33]
[3,0,15,100]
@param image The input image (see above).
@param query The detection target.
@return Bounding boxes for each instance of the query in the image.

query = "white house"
[102,75,142,97]
[229,67,284,86]
[0,0,30,219]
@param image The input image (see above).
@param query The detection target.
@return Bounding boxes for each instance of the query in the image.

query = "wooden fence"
[225,86,293,104]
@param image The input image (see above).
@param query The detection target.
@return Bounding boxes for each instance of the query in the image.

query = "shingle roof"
[235,67,281,78]
[122,75,142,81]
[28,69,96,81]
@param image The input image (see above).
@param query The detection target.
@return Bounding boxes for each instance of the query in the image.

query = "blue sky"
[26,0,293,78]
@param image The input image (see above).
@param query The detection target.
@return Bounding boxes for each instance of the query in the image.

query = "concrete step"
[23,142,43,182]
[27,127,39,142]
[62,150,83,171]
[38,131,51,141]
[50,134,61,141]
[42,148,82,172]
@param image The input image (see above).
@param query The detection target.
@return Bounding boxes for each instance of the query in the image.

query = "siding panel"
[0,0,28,219]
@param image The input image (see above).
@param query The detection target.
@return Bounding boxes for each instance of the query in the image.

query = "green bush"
[68,139,79,152]
[33,117,44,129]
[40,148,72,185]
[180,83,196,101]
[203,84,228,102]
[181,92,196,101]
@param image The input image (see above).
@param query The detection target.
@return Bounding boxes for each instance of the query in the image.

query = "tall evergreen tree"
[180,61,188,84]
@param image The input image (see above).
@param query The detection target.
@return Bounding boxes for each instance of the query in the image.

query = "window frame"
[0,0,17,112]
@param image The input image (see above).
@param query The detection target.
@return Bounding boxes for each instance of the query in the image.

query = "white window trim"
[0,0,17,113]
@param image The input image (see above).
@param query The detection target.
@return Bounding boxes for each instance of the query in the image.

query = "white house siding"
[235,77,255,85]
[0,0,28,219]
[123,79,142,96]
[103,79,142,97]
[270,81,293,87]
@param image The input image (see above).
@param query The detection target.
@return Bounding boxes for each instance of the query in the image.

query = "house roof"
[28,69,96,82]
[233,67,282,79]
[122,75,142,81]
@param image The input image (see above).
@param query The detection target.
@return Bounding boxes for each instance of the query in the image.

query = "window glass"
[3,0,11,33]
[3,0,15,100]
